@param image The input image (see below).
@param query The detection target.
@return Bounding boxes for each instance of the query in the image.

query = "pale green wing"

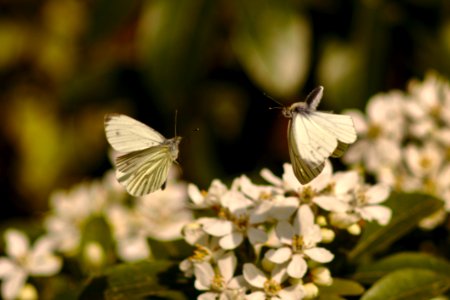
[115,145,173,196]
[105,114,166,153]
[287,121,325,184]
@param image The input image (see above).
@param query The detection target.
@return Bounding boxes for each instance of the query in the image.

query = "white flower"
[194,252,246,299]
[137,181,193,241]
[106,205,150,262]
[238,175,297,223]
[188,179,229,209]
[0,229,62,300]
[404,142,443,179]
[243,263,304,299]
[44,179,110,254]
[312,170,359,213]
[406,71,450,129]
[344,92,405,172]
[200,211,267,250]
[266,205,334,279]
[179,235,224,278]
[262,162,333,204]
[353,184,392,225]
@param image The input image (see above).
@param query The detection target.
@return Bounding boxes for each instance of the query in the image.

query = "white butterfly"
[104,113,181,196]
[282,86,357,184]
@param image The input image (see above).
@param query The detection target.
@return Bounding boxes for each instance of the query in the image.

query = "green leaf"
[348,192,443,261]
[319,278,365,298]
[79,260,188,300]
[232,0,311,98]
[353,252,450,284]
[79,216,114,272]
[360,269,450,300]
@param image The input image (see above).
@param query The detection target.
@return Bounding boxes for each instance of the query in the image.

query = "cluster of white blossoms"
[180,161,391,299]
[0,169,193,299]
[344,71,450,228]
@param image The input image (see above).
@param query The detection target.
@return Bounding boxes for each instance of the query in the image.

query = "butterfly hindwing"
[115,145,173,196]
[287,125,325,184]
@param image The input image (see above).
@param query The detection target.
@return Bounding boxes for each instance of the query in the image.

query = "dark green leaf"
[360,269,450,300]
[319,278,365,297]
[348,192,443,261]
[139,0,218,101]
[79,260,187,300]
[354,252,450,284]
[232,0,311,98]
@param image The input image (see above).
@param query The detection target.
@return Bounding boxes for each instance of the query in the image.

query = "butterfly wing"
[115,145,174,196]
[290,113,338,168]
[287,120,325,184]
[308,112,357,145]
[105,114,166,152]
[305,86,324,111]
[331,141,349,158]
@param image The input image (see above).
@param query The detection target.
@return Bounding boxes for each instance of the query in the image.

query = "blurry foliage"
[0,0,449,219]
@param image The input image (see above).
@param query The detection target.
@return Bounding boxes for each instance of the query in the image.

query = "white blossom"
[0,230,61,300]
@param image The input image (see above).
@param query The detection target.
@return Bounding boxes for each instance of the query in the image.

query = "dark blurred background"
[0,0,449,220]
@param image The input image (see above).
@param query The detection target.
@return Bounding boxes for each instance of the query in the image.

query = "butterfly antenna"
[263,92,284,110]
[174,109,178,137]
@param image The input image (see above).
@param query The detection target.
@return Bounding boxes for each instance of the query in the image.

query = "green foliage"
[354,252,450,284]
[79,260,189,300]
[361,269,450,300]
[318,278,365,299]
[348,192,444,261]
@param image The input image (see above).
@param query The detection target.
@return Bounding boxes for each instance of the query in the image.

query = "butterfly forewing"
[305,86,324,111]
[105,114,166,153]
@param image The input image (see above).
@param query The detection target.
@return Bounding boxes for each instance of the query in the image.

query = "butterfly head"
[166,136,182,159]
[282,102,310,118]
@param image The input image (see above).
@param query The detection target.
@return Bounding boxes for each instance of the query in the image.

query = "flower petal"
[5,229,29,259]
[243,263,266,288]
[359,205,392,225]
[0,259,16,278]
[304,247,334,263]
[203,219,233,237]
[194,262,214,290]
[1,268,27,300]
[365,185,390,204]
[219,232,243,250]
[275,221,294,243]
[217,252,237,282]
[287,254,307,278]
[265,247,292,264]
[247,227,268,245]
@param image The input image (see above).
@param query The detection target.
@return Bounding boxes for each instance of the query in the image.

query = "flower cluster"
[344,71,450,228]
[180,162,391,299]
[0,170,193,299]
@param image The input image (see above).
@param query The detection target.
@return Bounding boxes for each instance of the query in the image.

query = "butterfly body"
[283,86,357,184]
[104,114,181,196]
